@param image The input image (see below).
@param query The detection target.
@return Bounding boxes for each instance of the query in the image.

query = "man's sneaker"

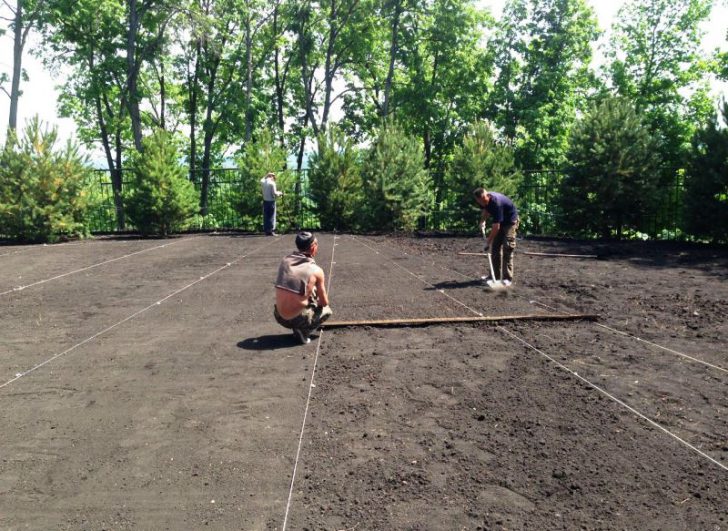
[293,328,310,344]
[503,279,512,287]
[481,275,492,283]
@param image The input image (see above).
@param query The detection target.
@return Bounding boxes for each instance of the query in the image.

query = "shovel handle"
[486,252,497,281]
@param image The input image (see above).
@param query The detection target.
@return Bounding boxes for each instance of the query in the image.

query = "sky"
[1,0,727,148]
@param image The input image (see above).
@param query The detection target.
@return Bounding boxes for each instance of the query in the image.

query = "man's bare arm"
[314,268,330,307]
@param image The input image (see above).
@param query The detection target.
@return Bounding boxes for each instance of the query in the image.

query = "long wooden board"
[322,313,598,329]
[523,251,598,258]
[456,251,598,258]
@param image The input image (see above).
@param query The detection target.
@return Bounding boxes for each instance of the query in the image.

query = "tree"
[443,121,521,228]
[233,128,295,230]
[308,125,363,230]
[558,97,661,238]
[684,102,728,242]
[0,118,91,242]
[124,129,199,236]
[360,122,432,231]
[487,0,599,169]
[607,0,713,172]
[43,0,131,230]
[1,0,47,134]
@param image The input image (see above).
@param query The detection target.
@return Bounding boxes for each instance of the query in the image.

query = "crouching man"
[274,232,333,344]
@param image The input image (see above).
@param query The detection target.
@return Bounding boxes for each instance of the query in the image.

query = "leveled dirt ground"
[0,233,726,530]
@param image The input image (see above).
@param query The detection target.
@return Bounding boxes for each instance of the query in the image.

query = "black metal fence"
[88,168,319,233]
[87,167,687,240]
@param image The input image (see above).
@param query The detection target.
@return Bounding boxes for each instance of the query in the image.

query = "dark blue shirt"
[483,192,518,224]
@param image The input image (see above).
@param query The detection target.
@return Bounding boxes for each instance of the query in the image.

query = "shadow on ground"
[237,334,299,350]
[426,279,483,290]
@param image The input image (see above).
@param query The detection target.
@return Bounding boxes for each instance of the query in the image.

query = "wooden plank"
[322,313,598,329]
[457,251,598,258]
[524,251,598,258]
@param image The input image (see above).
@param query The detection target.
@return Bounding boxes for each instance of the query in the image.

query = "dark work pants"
[491,218,519,282]
[263,200,276,234]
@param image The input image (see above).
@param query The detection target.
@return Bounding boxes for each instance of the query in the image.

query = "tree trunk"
[126,0,144,151]
[188,40,201,181]
[273,5,285,145]
[99,87,126,230]
[382,0,401,119]
[200,74,217,216]
[244,14,254,142]
[95,87,125,231]
[159,58,166,130]
[8,0,24,132]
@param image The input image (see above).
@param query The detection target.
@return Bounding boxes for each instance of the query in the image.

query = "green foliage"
[0,118,91,242]
[308,126,363,231]
[684,103,728,242]
[607,0,713,171]
[487,0,600,169]
[443,121,521,227]
[360,123,433,231]
[233,128,295,231]
[558,97,662,238]
[124,130,199,236]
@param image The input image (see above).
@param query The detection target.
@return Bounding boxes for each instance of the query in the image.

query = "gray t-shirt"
[275,252,316,295]
[261,177,278,201]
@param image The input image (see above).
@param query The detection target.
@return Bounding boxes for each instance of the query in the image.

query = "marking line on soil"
[0,237,275,391]
[530,300,728,375]
[364,237,726,376]
[0,240,90,258]
[496,325,728,472]
[282,234,338,531]
[0,236,199,297]
[354,237,728,473]
[352,236,483,317]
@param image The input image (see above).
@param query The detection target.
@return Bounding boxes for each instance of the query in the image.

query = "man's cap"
[295,231,316,251]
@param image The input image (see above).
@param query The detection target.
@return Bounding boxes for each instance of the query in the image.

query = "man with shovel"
[473,188,520,286]
[274,232,333,344]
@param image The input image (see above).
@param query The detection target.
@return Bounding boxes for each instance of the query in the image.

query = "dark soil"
[287,235,728,530]
[1,233,726,530]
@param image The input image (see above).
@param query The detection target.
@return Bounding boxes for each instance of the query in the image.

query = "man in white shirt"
[260,172,283,235]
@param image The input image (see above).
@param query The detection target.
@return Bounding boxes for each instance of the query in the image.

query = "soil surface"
[1,233,726,530]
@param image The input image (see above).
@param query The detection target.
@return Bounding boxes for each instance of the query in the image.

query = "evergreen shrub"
[558,97,662,238]
[684,103,728,243]
[0,118,91,242]
[234,129,295,231]
[308,126,363,231]
[124,130,198,236]
[360,123,433,231]
[443,121,521,229]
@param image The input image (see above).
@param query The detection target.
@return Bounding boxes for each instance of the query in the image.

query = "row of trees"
[1,0,727,241]
[1,99,726,241]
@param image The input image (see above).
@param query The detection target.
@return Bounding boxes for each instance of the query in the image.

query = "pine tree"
[124,130,199,236]
[360,123,433,231]
[444,121,521,229]
[233,129,294,231]
[558,97,661,238]
[684,103,728,242]
[308,126,363,231]
[0,118,91,242]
